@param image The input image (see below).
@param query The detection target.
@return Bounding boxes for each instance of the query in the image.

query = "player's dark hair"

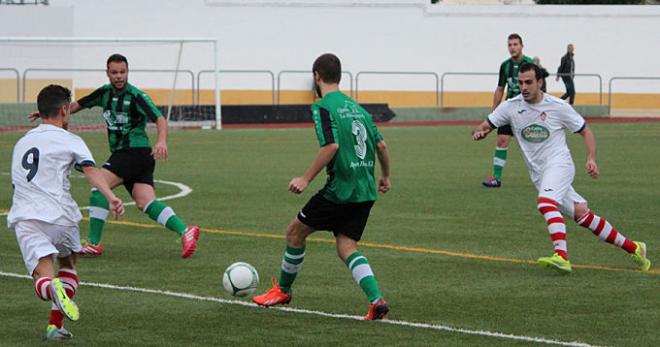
[508,33,523,45]
[312,53,341,84]
[107,53,128,69]
[37,84,71,119]
[519,62,542,81]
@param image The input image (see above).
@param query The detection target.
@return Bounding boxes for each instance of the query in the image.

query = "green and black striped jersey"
[497,55,535,99]
[78,83,162,152]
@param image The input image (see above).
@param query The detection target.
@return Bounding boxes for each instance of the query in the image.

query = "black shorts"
[102,147,155,194]
[297,193,375,242]
[497,124,513,136]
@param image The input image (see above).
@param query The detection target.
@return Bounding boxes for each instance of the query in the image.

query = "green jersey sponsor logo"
[520,124,550,143]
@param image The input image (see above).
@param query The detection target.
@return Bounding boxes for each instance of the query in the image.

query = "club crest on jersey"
[520,124,550,143]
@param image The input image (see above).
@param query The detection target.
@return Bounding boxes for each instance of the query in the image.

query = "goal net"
[0,37,222,131]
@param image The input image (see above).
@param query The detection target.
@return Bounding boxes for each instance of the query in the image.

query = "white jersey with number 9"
[8,124,96,228]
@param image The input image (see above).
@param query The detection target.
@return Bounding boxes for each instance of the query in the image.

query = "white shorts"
[534,163,587,219]
[11,220,82,276]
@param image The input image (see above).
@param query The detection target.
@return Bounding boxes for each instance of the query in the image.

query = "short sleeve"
[497,62,507,88]
[371,122,383,143]
[71,136,95,168]
[486,101,511,129]
[559,103,587,133]
[77,87,106,109]
[311,104,335,147]
[135,92,163,122]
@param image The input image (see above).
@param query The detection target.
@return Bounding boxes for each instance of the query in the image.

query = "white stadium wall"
[1,0,659,107]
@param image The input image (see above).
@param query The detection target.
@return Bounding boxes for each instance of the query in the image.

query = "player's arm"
[152,116,169,160]
[492,87,504,111]
[578,126,599,179]
[493,63,506,110]
[81,166,125,217]
[69,101,83,114]
[135,92,168,160]
[472,120,494,141]
[376,140,391,193]
[289,143,339,194]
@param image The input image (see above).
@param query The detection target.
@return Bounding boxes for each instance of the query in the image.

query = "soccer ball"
[222,262,259,297]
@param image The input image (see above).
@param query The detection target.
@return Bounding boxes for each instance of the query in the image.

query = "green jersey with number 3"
[311,91,383,204]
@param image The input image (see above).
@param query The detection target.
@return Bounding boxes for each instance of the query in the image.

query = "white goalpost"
[0,37,223,130]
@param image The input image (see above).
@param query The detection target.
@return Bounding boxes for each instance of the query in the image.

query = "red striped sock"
[538,198,569,260]
[57,268,79,298]
[34,277,52,301]
[49,269,79,328]
[576,210,637,254]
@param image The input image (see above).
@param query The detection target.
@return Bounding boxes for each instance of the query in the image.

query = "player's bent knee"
[573,203,589,221]
[286,220,309,247]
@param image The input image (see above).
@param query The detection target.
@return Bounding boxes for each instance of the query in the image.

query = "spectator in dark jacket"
[556,44,575,104]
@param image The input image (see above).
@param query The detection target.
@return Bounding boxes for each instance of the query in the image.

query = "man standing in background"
[556,44,576,105]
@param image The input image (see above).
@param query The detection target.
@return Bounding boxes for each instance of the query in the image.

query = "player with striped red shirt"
[472,63,650,273]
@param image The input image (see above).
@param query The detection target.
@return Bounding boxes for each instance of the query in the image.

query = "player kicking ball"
[252,53,392,320]
[31,54,200,258]
[472,63,651,273]
[9,85,125,340]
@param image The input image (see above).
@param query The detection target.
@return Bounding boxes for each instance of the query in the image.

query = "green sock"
[278,245,305,293]
[493,147,508,181]
[88,189,109,245]
[144,200,187,236]
[346,252,382,303]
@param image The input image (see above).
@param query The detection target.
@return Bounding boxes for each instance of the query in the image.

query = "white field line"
[0,271,599,347]
[0,173,192,216]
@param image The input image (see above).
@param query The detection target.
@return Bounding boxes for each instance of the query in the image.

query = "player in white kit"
[472,63,651,273]
[8,85,124,340]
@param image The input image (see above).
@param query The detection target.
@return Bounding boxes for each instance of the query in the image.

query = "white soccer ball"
[222,262,259,297]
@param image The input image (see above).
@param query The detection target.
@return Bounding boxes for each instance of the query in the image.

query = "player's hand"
[109,197,125,218]
[472,128,489,141]
[152,141,168,160]
[289,177,309,194]
[378,176,391,193]
[28,112,40,122]
[586,159,599,179]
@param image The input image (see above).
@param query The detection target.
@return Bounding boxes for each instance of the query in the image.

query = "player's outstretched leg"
[344,252,389,320]
[253,245,303,306]
[143,199,200,258]
[49,278,79,321]
[47,269,79,335]
[576,210,651,271]
[80,189,108,256]
[536,198,572,273]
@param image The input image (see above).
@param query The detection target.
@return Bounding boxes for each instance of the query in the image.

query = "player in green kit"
[54,54,199,258]
[482,33,535,188]
[253,53,392,320]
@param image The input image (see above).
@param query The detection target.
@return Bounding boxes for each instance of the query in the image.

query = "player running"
[31,54,200,258]
[472,63,651,273]
[9,85,125,340]
[482,33,535,188]
[252,53,392,320]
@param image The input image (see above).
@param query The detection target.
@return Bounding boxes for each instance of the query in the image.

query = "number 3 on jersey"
[21,147,40,182]
[352,120,367,160]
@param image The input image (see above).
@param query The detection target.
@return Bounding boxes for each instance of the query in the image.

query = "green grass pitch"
[0,123,658,346]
